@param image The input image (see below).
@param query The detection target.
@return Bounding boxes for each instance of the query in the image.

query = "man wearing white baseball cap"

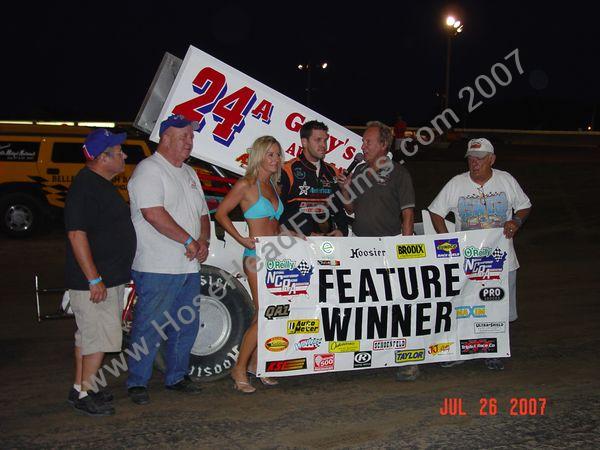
[428,138,532,370]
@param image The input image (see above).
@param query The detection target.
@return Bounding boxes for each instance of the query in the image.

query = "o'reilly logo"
[350,248,386,259]
[396,243,426,259]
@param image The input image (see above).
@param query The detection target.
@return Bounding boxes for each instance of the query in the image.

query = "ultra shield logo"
[435,238,460,258]
[265,259,313,296]
[474,321,506,334]
[396,243,426,259]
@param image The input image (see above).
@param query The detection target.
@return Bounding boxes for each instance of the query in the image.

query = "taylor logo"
[396,243,426,259]
[395,349,425,363]
[463,246,507,280]
[434,239,460,258]
[265,259,313,296]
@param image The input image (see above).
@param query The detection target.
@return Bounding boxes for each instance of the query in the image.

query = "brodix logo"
[396,243,427,259]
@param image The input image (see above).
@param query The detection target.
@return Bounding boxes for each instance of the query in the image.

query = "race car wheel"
[0,193,44,238]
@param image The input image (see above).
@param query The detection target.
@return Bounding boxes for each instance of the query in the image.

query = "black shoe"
[128,386,150,405]
[69,387,114,405]
[67,387,79,405]
[166,375,202,394]
[74,394,115,416]
[90,389,114,403]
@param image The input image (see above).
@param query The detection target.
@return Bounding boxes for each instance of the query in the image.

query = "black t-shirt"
[64,167,136,290]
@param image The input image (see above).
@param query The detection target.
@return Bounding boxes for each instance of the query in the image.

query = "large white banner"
[255,229,511,377]
[151,45,363,175]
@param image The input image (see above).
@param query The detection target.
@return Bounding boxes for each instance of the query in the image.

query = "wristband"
[89,276,102,286]
[183,236,193,247]
[512,215,523,227]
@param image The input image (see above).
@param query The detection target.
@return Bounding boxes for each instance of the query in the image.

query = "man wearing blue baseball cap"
[64,128,136,416]
[126,114,209,404]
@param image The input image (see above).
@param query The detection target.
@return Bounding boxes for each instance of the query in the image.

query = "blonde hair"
[244,136,283,184]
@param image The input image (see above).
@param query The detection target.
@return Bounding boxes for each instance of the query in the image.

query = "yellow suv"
[0,124,154,237]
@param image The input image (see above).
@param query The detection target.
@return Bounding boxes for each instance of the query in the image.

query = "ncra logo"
[265,259,314,296]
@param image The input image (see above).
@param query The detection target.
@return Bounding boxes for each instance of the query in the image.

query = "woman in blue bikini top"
[215,135,284,393]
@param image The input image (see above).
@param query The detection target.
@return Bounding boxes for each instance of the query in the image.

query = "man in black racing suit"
[279,120,349,237]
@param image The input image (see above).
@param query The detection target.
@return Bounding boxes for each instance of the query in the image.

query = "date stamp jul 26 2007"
[439,397,547,416]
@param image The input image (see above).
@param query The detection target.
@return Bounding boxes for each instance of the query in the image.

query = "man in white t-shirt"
[428,138,531,370]
[126,115,210,404]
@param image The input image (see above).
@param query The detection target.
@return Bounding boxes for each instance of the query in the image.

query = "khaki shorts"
[70,284,124,355]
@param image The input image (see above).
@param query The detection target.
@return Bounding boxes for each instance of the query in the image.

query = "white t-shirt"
[428,169,531,271]
[128,152,208,274]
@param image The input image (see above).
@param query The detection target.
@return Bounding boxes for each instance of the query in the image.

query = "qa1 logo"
[353,351,372,368]
[264,304,291,320]
[265,259,314,296]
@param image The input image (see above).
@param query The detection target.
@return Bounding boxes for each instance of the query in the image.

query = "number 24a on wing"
[173,67,274,147]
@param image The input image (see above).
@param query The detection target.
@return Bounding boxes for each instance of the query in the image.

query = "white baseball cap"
[465,138,494,158]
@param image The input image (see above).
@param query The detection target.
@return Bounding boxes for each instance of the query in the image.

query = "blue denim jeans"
[127,271,201,387]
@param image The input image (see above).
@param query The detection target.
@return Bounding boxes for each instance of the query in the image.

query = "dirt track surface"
[1,146,599,448]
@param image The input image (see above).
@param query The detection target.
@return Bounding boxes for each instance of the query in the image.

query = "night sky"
[2,1,599,130]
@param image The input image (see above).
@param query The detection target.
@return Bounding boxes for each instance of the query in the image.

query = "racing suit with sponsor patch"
[279,153,349,236]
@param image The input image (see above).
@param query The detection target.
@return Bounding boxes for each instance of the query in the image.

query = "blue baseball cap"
[83,128,127,160]
[159,114,200,137]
